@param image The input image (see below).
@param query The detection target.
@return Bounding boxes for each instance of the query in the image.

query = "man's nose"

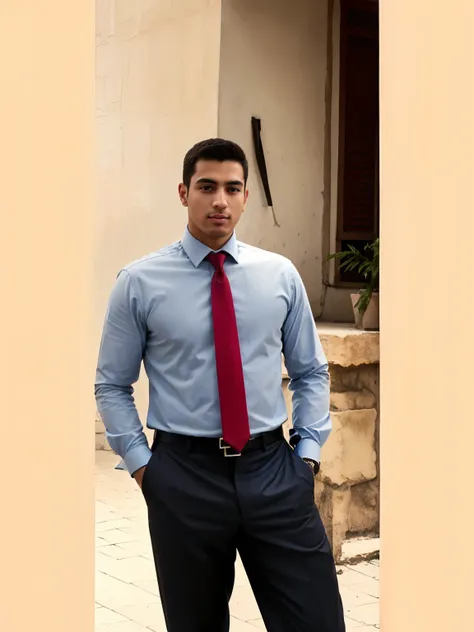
[212,191,228,210]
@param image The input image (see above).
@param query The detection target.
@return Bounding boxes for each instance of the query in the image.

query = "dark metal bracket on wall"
[251,116,280,227]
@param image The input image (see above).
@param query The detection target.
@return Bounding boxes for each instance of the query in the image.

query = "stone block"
[348,480,379,534]
[330,389,376,411]
[321,409,377,486]
[95,433,106,450]
[329,364,378,396]
[103,437,113,452]
[95,429,113,451]
[315,481,350,562]
[318,326,379,368]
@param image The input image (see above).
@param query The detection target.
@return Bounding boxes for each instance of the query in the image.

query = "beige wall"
[95,0,222,420]
[379,0,474,630]
[218,0,329,314]
[1,1,94,630]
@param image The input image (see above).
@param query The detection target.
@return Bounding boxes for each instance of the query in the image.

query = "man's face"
[179,159,248,247]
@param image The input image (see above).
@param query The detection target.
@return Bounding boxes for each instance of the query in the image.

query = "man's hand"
[133,465,147,489]
[303,458,320,476]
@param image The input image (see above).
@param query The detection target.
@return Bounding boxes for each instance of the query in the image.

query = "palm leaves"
[327,239,379,315]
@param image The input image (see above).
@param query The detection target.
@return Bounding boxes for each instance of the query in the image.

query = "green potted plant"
[327,238,379,330]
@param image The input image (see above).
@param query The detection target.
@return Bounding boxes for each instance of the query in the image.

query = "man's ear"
[178,183,188,206]
[241,188,249,212]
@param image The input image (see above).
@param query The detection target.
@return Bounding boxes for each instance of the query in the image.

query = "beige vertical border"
[0,2,95,631]
[380,1,474,630]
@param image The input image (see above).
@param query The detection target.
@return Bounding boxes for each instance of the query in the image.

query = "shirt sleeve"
[281,263,332,463]
[94,269,152,476]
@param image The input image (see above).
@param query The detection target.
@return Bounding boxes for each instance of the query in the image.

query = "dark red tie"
[207,252,250,452]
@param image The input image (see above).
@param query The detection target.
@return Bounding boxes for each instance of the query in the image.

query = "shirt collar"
[181,226,240,267]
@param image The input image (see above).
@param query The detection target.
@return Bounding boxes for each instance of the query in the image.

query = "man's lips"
[209,214,229,224]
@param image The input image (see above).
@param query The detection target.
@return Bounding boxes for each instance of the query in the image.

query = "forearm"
[95,383,152,475]
[280,262,333,462]
[95,269,150,476]
[289,364,332,462]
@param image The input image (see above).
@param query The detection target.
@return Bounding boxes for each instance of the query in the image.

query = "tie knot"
[207,252,227,272]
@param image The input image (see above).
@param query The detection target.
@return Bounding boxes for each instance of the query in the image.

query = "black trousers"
[142,431,345,632]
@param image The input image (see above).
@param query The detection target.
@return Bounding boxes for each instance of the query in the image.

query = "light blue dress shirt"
[95,228,332,475]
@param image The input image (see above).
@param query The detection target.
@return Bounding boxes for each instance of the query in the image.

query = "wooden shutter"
[337,0,379,244]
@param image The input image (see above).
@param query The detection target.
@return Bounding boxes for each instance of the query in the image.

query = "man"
[95,138,345,631]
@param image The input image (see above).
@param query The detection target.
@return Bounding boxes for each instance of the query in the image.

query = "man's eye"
[200,186,213,192]
[228,188,241,193]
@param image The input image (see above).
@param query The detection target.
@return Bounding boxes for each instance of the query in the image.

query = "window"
[336,0,379,284]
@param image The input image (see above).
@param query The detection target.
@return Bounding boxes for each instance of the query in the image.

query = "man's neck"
[187,224,233,252]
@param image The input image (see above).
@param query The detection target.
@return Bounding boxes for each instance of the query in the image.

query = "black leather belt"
[154,425,284,457]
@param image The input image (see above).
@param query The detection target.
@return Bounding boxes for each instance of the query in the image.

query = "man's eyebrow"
[226,180,244,187]
[195,177,244,187]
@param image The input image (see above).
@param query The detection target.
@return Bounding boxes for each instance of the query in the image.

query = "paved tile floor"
[95,450,380,631]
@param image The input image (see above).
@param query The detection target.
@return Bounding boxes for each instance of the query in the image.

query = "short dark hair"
[182,138,248,189]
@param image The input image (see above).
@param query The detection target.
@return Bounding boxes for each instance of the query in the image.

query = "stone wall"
[283,323,380,562]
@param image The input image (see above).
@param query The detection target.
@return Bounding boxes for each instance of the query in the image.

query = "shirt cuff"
[116,444,153,477]
[294,437,321,463]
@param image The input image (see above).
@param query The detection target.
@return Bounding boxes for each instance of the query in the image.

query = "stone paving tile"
[110,603,166,632]
[96,571,158,610]
[96,622,150,632]
[348,624,365,630]
[95,450,380,631]
[96,553,157,583]
[230,617,265,631]
[132,579,160,597]
[96,518,136,532]
[98,529,139,546]
[346,601,379,627]
[230,584,264,621]
[95,605,128,625]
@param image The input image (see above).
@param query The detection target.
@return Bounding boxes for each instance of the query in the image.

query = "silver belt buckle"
[219,438,241,457]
